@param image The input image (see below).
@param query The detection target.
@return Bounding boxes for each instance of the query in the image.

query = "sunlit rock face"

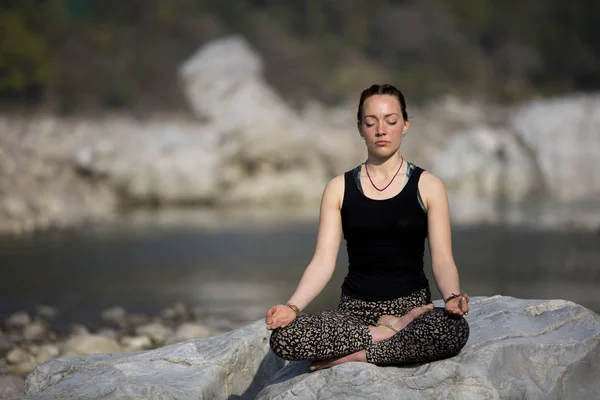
[1,35,600,234]
[25,297,600,400]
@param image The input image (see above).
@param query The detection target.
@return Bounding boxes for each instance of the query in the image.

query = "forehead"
[363,95,401,116]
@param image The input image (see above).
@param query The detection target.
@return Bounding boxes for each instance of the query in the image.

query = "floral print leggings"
[269,287,470,365]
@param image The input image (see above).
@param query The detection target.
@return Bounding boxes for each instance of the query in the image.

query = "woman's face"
[358,95,409,159]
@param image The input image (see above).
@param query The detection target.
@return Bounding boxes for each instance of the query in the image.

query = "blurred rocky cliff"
[1,36,599,235]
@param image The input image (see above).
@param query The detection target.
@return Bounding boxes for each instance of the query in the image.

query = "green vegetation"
[1,0,599,113]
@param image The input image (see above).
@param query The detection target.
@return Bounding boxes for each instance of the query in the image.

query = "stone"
[5,348,32,365]
[511,94,600,203]
[432,126,543,225]
[69,324,89,336]
[96,328,119,341]
[26,320,285,399]
[258,297,600,399]
[433,126,540,202]
[120,336,152,352]
[9,361,37,376]
[5,312,31,330]
[126,313,151,327]
[63,334,121,356]
[23,297,600,400]
[134,322,173,345]
[22,321,47,342]
[0,375,25,398]
[166,322,212,345]
[101,306,126,323]
[35,344,60,364]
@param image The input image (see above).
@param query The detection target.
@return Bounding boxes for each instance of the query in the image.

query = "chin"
[371,148,398,158]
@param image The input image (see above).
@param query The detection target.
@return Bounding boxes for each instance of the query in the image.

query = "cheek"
[389,124,403,137]
[361,126,376,136]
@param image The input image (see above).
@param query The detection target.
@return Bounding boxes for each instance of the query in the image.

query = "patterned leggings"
[269,287,470,365]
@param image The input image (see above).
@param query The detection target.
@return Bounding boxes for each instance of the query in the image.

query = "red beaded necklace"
[364,157,404,192]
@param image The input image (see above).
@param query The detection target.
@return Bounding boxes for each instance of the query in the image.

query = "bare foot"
[309,350,367,371]
[372,304,434,342]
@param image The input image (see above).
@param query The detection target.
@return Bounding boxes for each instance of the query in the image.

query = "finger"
[460,294,469,313]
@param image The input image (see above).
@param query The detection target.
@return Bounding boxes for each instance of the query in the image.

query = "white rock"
[101,306,126,322]
[433,126,540,201]
[63,334,121,356]
[512,94,600,202]
[96,328,119,341]
[23,297,600,400]
[6,348,33,365]
[0,375,25,398]
[5,312,31,330]
[134,322,173,345]
[120,336,152,352]
[166,322,212,345]
[22,321,47,342]
[35,344,60,364]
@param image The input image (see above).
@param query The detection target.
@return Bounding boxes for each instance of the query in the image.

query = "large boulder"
[24,297,600,399]
[511,94,600,203]
[2,35,600,233]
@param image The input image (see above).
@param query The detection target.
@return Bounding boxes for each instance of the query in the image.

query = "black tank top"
[340,164,429,300]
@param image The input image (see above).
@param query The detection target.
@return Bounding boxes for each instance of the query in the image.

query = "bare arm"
[421,172,468,314]
[286,175,344,310]
[265,175,344,329]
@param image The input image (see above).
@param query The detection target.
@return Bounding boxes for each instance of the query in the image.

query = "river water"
[1,209,599,332]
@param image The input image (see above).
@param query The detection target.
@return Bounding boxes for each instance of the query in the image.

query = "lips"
[375,141,389,145]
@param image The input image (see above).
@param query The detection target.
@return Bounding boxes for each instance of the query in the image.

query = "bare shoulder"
[418,170,448,207]
[322,174,345,208]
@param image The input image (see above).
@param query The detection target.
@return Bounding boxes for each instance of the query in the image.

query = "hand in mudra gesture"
[445,293,469,317]
[265,305,297,330]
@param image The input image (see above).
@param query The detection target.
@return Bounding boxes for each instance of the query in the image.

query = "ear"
[402,119,410,136]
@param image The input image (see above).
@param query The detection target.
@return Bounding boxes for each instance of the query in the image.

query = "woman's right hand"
[265,305,297,330]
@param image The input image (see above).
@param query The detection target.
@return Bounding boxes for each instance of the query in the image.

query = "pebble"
[1,303,229,379]
[5,312,31,330]
[0,374,26,398]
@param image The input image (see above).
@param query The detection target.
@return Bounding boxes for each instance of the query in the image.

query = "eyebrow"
[364,113,398,119]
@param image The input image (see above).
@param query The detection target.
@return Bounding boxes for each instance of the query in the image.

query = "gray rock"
[166,322,212,345]
[34,344,60,365]
[26,320,285,399]
[22,321,47,342]
[5,348,33,365]
[0,375,25,398]
[258,297,600,400]
[63,334,121,356]
[22,297,600,400]
[101,306,126,323]
[5,312,31,330]
[96,328,119,341]
[512,94,600,203]
[120,336,152,352]
[134,322,173,346]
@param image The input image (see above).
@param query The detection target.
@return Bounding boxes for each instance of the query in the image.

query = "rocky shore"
[14,296,600,400]
[0,303,219,398]
[2,35,600,235]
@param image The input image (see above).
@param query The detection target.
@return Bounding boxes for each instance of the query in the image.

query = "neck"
[365,154,404,176]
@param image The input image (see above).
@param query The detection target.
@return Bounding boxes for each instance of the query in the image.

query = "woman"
[265,84,470,371]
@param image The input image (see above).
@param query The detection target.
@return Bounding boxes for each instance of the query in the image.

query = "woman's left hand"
[445,293,469,316]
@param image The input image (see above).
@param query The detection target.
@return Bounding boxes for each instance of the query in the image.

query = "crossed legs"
[269,289,470,370]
